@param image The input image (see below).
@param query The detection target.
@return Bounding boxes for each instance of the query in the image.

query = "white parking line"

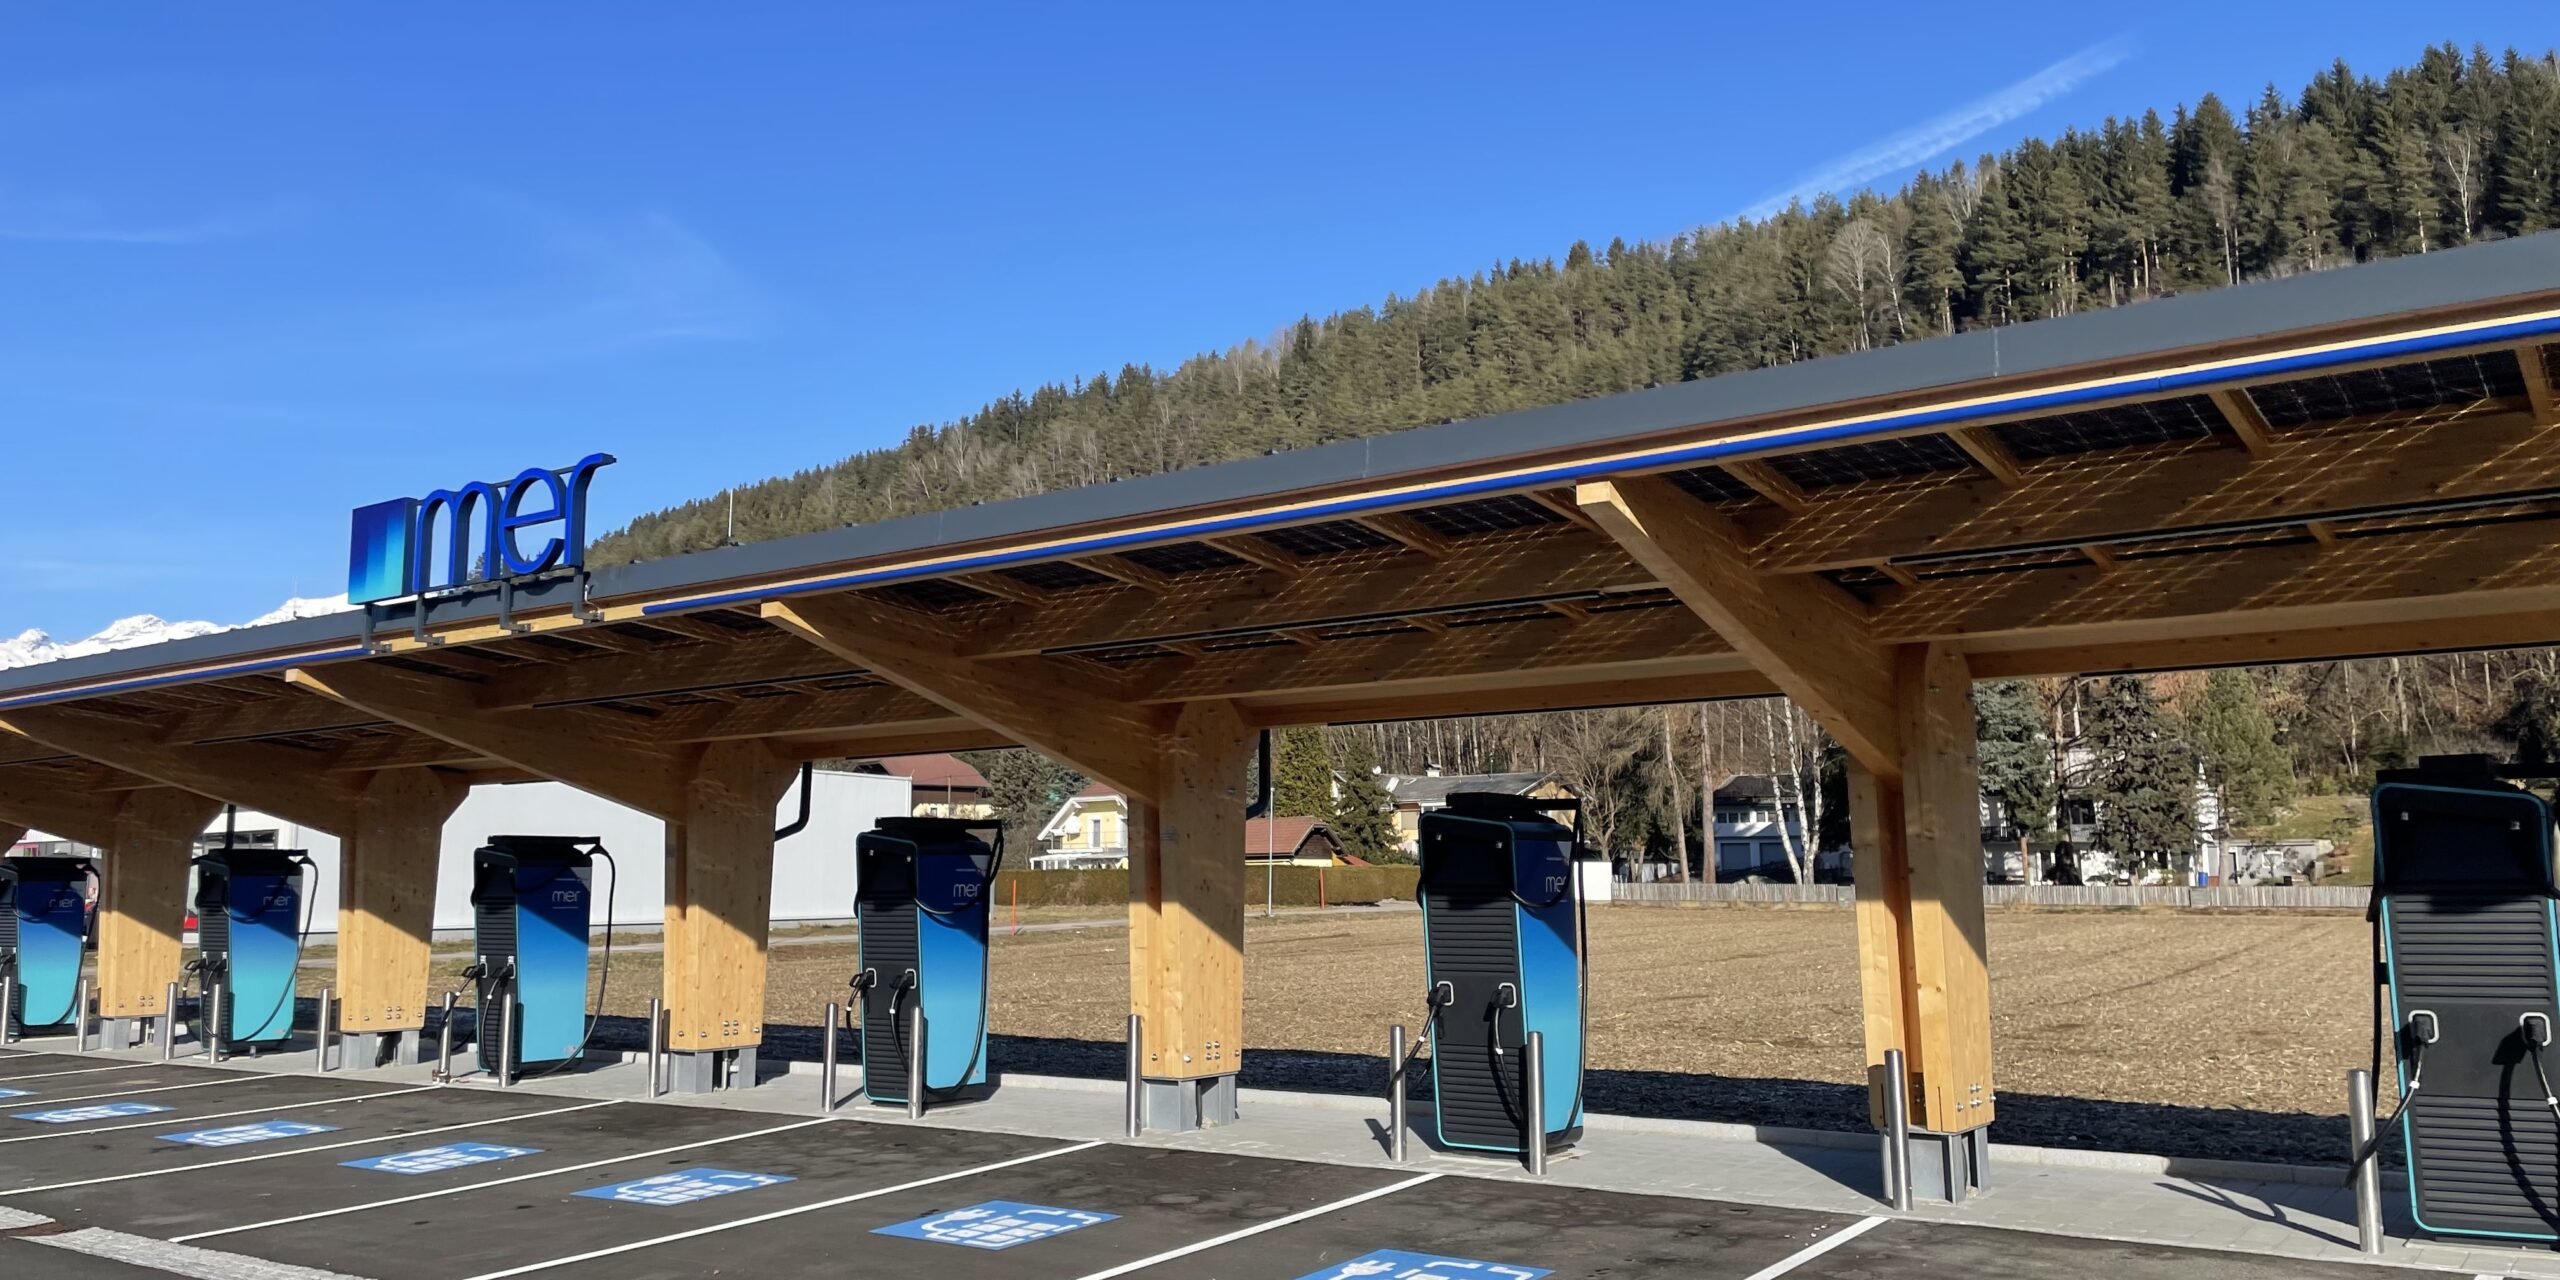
[0,1060,163,1083]
[19,1073,274,1107]
[31,1227,373,1280]
[1067,1171,1445,1280]
[3,1099,621,1195]
[0,1085,433,1145]
[457,1139,1107,1280]
[176,1115,836,1242]
[1737,1215,1887,1280]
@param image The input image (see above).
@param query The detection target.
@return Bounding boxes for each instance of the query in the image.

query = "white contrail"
[1737,35,2135,221]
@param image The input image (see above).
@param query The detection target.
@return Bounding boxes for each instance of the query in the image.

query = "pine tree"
[961,748,1087,855]
[2186,669,2292,828]
[2087,677,2200,880]
[1272,726,1334,817]
[1325,732,1404,864]
[1977,680,2058,838]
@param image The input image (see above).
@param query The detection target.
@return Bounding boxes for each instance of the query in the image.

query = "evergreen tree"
[2186,669,2293,828]
[2087,677,2199,879]
[1272,726,1334,817]
[2494,672,2560,766]
[1976,680,2058,838]
[1325,732,1404,864]
[961,748,1087,854]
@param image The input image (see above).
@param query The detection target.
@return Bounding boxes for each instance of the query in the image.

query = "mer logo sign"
[348,454,615,605]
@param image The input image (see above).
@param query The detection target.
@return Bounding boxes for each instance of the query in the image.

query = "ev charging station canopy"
[5,232,2560,1153]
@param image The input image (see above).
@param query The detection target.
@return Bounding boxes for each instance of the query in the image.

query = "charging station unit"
[471,836,609,1078]
[192,848,310,1053]
[1417,792,1586,1157]
[851,817,1000,1107]
[0,857,93,1038]
[2371,755,2560,1243]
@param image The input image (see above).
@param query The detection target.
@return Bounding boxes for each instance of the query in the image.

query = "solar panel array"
[2244,350,2526,428]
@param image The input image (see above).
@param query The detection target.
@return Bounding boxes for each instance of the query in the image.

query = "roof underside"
[5,235,2560,795]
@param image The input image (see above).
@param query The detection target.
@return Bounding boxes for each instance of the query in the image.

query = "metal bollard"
[2349,1068,2384,1256]
[1883,1048,1913,1210]
[1389,1023,1409,1163]
[1524,1030,1547,1176]
[313,988,335,1073]
[644,997,664,1099]
[207,982,226,1063]
[435,990,459,1083]
[1,975,17,1045]
[162,981,180,1060]
[820,1001,841,1115]
[1124,1013,1143,1138]
[905,1006,927,1121]
[496,991,517,1088]
[74,977,91,1053]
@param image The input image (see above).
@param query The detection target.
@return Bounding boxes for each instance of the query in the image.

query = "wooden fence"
[1610,881,2369,910]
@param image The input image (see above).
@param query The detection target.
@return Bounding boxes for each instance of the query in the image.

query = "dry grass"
[355,904,2373,1120]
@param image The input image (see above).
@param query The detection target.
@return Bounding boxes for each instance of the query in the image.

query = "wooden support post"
[337,769,466,1038]
[1577,478,1991,1143]
[1128,701,1253,1085]
[764,592,1254,1122]
[662,741,799,1054]
[1853,644,1993,1134]
[98,789,224,1021]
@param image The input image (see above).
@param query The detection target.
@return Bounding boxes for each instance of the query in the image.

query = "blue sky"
[3,3,2552,639]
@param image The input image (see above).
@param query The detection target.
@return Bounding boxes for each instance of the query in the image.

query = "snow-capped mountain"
[0,595,357,672]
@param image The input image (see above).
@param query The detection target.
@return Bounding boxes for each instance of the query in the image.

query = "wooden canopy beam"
[1075,555,1176,593]
[2209,388,2275,456]
[763,594,1168,803]
[1947,428,2023,485]
[0,706,365,832]
[1578,476,1901,778]
[965,525,1645,657]
[0,770,127,847]
[1357,513,1455,559]
[1720,459,1811,514]
[285,664,691,819]
[1208,536,1305,578]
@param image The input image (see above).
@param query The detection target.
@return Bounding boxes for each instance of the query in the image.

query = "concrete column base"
[666,1047,760,1094]
[342,1030,432,1070]
[1141,1074,1238,1132]
[1892,1126,1989,1202]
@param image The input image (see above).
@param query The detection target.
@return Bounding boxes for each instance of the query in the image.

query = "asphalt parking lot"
[0,1047,2453,1280]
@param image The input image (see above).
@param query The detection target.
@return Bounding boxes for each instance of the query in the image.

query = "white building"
[14,768,909,937]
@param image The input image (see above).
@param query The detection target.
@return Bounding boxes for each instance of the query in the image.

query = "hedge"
[989,865,1419,909]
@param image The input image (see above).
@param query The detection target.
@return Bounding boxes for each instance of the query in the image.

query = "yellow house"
[1033,785,1357,869]
[1379,770,1574,857]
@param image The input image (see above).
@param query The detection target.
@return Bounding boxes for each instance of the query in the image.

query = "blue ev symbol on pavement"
[161,1121,338,1147]
[575,1168,793,1206]
[13,1102,174,1123]
[344,1143,544,1174]
[0,1088,30,1100]
[1292,1251,1552,1280]
[872,1200,1120,1250]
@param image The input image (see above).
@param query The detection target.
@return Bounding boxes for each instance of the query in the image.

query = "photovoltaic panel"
[1254,520,1397,556]
[882,578,994,610]
[997,561,1113,591]
[1766,433,1974,489]
[1408,494,1563,537]
[1991,396,2222,460]
[1663,466,1761,502]
[1120,542,1248,575]
[2246,350,2527,428]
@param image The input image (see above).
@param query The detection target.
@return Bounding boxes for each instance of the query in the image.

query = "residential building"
[1376,769,1573,857]
[1707,775,1827,881]
[852,753,994,819]
[1030,787,1365,870]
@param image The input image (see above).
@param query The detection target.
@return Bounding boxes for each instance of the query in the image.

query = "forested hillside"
[597,44,2560,873]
